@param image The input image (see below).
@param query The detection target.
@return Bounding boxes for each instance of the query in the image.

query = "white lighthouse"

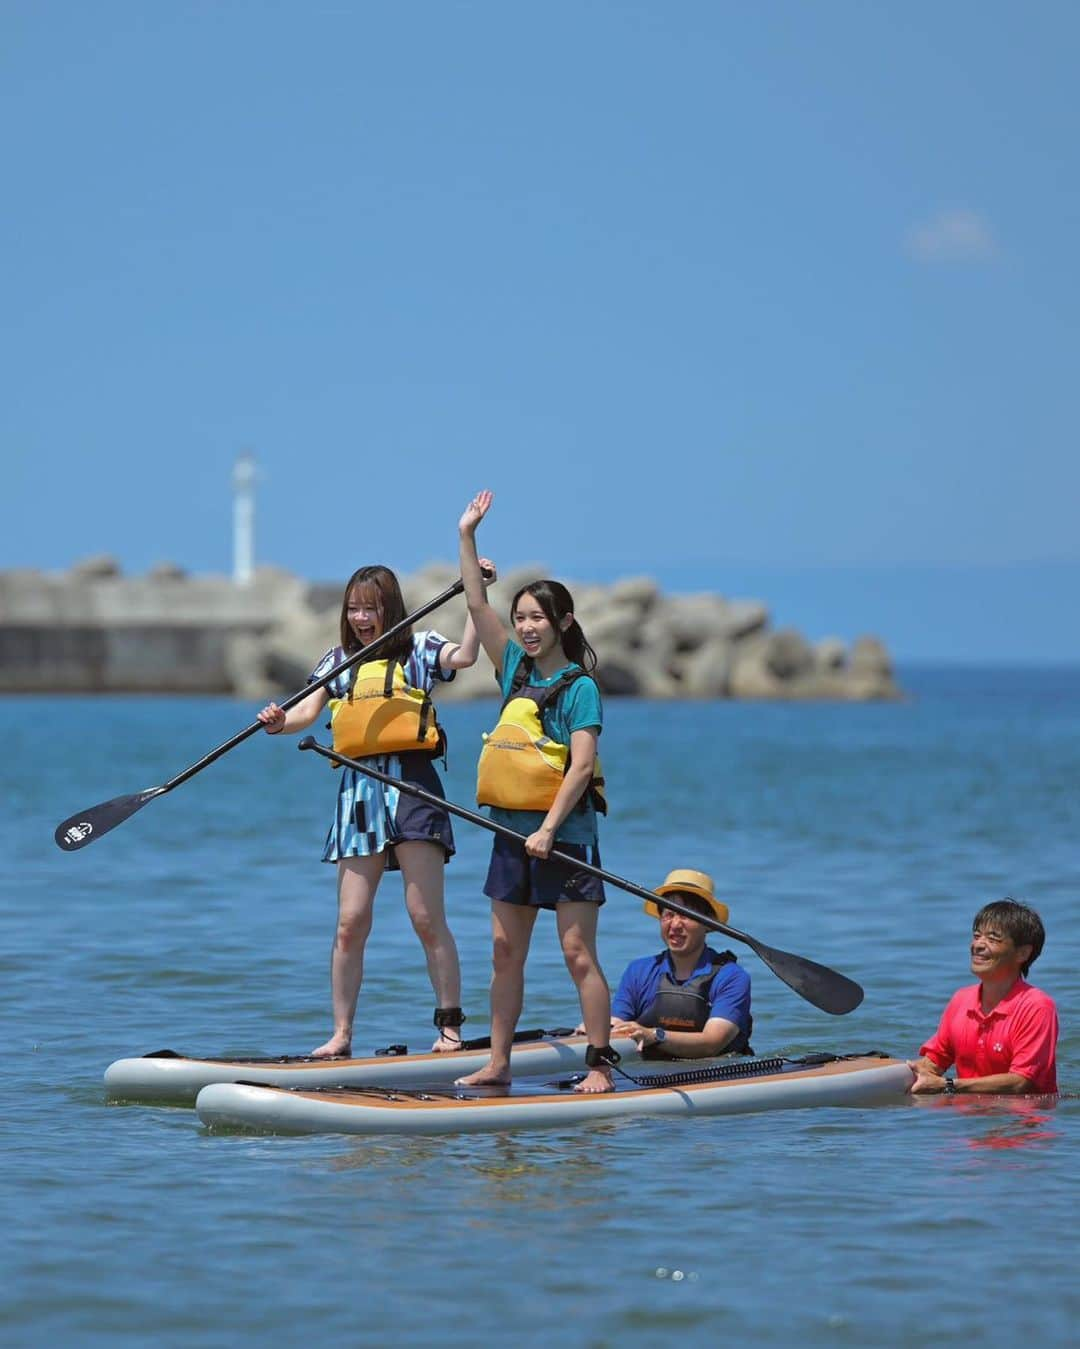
[232,451,256,586]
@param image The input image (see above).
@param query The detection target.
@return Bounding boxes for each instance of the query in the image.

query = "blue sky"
[4,2,1078,660]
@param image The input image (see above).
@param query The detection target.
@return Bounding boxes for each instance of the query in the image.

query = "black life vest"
[639,949,753,1058]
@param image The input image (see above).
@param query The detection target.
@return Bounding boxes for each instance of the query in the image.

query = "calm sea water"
[4,668,1078,1346]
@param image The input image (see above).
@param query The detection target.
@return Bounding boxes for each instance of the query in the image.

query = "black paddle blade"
[748,938,864,1015]
[54,787,166,852]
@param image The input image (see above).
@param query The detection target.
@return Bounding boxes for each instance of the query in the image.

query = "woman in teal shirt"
[456,490,616,1093]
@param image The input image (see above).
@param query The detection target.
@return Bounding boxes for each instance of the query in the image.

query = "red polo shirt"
[920,978,1058,1093]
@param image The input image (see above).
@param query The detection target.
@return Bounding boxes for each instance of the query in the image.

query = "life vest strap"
[653,949,737,969]
[418,693,436,745]
[505,660,586,715]
[332,656,444,758]
[477,656,606,814]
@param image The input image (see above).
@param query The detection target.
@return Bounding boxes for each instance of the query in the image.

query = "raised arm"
[458,491,510,670]
[440,558,498,671]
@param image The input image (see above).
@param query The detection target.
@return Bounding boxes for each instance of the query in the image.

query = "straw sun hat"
[643,868,729,924]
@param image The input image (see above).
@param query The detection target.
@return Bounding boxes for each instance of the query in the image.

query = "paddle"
[298,739,865,1016]
[53,577,473,852]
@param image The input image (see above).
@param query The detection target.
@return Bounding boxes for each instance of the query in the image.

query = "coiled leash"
[554,1049,892,1091]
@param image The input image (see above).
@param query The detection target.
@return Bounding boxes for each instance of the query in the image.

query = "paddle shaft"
[54,575,480,851]
[299,737,865,1015]
[161,578,468,792]
[304,737,750,932]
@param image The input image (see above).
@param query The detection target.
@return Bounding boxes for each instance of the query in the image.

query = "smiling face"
[337,565,410,658]
[658,896,710,962]
[512,590,568,664]
[346,583,385,648]
[970,922,1032,984]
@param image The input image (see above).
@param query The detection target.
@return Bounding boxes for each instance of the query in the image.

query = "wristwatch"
[653,1027,668,1045]
[943,1077,956,1094]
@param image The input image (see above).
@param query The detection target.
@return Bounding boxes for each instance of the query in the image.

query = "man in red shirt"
[909,899,1058,1095]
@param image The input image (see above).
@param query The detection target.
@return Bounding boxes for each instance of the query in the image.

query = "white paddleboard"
[105,1030,644,1104]
[195,1054,915,1135]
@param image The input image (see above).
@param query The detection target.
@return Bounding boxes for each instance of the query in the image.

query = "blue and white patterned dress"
[309,631,457,867]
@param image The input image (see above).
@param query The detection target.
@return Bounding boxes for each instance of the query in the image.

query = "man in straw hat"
[609,868,752,1059]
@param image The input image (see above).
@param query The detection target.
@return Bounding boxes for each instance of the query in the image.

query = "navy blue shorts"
[483,834,606,910]
[322,751,455,870]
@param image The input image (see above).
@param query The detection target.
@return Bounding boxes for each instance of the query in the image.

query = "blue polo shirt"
[612,945,752,1034]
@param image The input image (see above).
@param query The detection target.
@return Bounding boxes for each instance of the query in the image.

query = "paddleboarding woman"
[257,563,494,1059]
[456,490,616,1094]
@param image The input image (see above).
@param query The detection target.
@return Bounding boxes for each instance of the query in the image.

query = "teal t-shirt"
[486,640,603,846]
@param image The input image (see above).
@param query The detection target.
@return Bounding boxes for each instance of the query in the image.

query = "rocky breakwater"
[0,557,900,701]
[258,563,902,703]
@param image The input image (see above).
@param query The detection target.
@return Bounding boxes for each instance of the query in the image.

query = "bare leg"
[456,901,538,1085]
[396,840,463,1052]
[310,854,383,1058]
[558,902,614,1093]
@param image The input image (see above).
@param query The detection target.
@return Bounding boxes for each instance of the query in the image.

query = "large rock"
[607,576,661,612]
[594,656,646,696]
[584,604,644,647]
[662,595,730,650]
[764,629,815,680]
[728,638,782,699]
[850,635,892,677]
[728,631,816,698]
[224,633,281,701]
[677,637,736,698]
[718,600,769,641]
[815,637,847,671]
[304,581,343,614]
[261,608,338,690]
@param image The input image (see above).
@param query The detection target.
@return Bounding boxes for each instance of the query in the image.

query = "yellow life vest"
[330,658,444,760]
[476,667,607,815]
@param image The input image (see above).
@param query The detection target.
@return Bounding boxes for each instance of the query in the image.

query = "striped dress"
[310,631,457,868]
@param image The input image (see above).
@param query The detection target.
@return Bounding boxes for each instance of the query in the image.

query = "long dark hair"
[511,580,598,674]
[339,565,413,663]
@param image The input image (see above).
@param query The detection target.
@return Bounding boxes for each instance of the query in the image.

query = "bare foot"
[455,1062,511,1086]
[431,1033,465,1053]
[310,1034,351,1059]
[573,1068,614,1094]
